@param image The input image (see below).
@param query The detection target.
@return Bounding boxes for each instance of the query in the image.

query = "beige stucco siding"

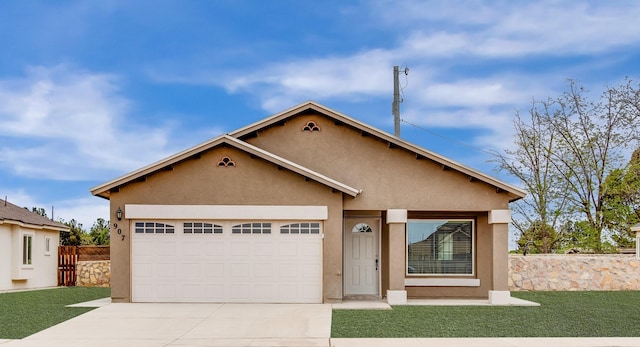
[108,146,344,302]
[245,114,512,299]
[0,224,60,291]
[245,114,510,211]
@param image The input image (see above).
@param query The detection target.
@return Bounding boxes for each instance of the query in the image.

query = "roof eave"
[90,133,362,199]
[223,136,362,197]
[90,136,230,198]
[0,219,70,232]
[230,101,527,199]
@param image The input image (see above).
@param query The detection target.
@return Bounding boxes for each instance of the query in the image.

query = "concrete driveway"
[4,303,332,347]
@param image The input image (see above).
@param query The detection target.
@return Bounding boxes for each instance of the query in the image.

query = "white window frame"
[44,236,52,256]
[22,232,34,267]
[406,219,475,277]
[134,221,175,234]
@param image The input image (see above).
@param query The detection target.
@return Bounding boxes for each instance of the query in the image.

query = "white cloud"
[144,0,640,169]
[0,65,178,180]
[54,196,109,231]
[377,1,640,57]
[223,49,395,112]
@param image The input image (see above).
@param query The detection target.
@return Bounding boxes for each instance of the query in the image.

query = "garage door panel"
[182,241,204,256]
[300,241,321,256]
[278,242,298,256]
[132,220,322,303]
[231,285,250,300]
[186,284,206,299]
[205,242,225,256]
[157,241,176,256]
[254,263,274,278]
[254,242,273,256]
[205,263,225,277]
[157,263,176,277]
[133,240,154,256]
[156,284,177,299]
[205,285,225,299]
[302,264,322,279]
[231,242,250,256]
[180,262,201,279]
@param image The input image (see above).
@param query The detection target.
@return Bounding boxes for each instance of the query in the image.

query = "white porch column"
[632,224,640,259]
[386,209,407,305]
[488,209,512,305]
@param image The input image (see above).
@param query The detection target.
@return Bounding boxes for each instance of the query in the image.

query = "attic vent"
[217,156,236,167]
[302,120,320,132]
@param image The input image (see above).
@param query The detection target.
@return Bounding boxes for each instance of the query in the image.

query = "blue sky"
[1,1,640,231]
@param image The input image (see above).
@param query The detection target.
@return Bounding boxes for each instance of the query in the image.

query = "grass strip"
[0,287,110,339]
[332,291,640,337]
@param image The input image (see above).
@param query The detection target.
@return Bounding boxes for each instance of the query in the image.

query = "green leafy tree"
[31,207,47,218]
[59,219,92,246]
[89,218,110,245]
[517,221,561,254]
[602,148,640,247]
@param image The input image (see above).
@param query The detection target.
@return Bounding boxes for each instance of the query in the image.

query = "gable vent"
[302,120,320,132]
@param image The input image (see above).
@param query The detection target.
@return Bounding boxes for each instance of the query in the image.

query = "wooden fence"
[77,245,110,261]
[58,246,78,286]
[58,246,110,286]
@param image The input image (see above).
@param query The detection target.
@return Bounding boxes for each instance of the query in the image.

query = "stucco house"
[0,200,68,291]
[91,101,525,304]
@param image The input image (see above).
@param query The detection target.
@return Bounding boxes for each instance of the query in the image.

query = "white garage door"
[131,220,323,303]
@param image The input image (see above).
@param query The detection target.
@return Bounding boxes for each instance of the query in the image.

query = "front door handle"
[375,258,378,271]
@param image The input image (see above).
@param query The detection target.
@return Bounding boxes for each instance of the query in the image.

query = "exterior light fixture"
[116,207,123,221]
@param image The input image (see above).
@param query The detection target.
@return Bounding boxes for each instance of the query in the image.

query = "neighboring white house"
[633,223,640,259]
[0,199,69,291]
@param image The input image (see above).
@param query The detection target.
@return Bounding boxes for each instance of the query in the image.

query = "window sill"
[404,278,480,287]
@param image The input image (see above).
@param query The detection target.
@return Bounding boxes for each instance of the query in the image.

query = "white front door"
[344,218,379,296]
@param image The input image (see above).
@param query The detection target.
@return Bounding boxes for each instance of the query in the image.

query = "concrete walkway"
[331,337,640,346]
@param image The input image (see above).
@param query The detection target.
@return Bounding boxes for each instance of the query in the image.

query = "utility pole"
[392,66,400,137]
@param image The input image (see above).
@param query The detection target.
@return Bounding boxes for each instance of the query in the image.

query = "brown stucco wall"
[245,114,511,211]
[109,146,344,302]
[244,113,513,299]
[107,109,515,302]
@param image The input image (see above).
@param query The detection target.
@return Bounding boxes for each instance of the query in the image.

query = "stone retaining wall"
[72,257,639,291]
[76,260,110,287]
[509,254,639,291]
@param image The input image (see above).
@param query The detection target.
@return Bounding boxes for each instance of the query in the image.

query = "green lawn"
[332,291,640,338]
[0,287,110,339]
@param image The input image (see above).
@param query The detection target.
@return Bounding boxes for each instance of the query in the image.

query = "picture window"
[406,219,473,275]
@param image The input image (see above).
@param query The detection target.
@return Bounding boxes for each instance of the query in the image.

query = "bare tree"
[493,102,570,253]
[544,80,640,252]
[496,79,640,253]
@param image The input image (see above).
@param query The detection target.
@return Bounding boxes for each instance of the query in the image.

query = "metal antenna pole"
[392,66,400,137]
